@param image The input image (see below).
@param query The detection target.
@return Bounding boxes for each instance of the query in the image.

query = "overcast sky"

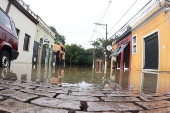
[23,0,149,49]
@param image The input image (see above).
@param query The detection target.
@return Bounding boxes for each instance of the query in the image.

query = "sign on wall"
[44,37,50,45]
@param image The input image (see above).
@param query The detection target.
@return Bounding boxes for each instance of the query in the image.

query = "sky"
[23,0,150,49]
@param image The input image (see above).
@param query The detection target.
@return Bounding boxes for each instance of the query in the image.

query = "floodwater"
[1,63,170,93]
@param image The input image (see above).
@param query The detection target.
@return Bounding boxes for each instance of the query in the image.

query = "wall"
[131,6,170,71]
[9,4,36,64]
[0,0,8,10]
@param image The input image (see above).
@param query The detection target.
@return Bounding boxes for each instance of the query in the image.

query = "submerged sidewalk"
[0,79,169,113]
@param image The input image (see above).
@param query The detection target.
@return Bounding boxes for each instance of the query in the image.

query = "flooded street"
[0,64,170,93]
[0,64,169,112]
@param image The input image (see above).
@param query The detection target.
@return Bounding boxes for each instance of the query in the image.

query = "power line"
[91,0,113,40]
[108,0,154,40]
[108,0,138,34]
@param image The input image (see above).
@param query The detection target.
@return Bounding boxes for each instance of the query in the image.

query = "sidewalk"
[0,79,169,113]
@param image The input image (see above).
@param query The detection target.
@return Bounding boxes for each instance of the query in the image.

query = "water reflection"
[0,64,169,93]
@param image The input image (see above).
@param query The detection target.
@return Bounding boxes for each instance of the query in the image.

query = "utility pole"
[94,23,108,73]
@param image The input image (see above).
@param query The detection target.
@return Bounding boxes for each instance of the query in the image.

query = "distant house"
[53,43,65,66]
[95,58,103,73]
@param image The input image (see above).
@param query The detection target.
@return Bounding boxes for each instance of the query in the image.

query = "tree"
[49,26,66,45]
[65,44,93,66]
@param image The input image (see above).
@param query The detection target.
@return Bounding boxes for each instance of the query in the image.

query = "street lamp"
[94,23,108,73]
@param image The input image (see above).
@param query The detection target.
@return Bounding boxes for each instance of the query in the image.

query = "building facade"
[0,0,38,64]
[131,0,170,71]
[32,17,55,65]
[1,0,56,65]
[111,0,170,72]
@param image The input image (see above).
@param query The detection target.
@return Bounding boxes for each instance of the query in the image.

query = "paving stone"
[0,99,39,113]
[102,91,111,94]
[72,91,106,97]
[0,89,38,102]
[0,86,5,90]
[0,95,3,100]
[163,92,170,95]
[57,94,100,102]
[31,97,81,110]
[18,107,68,113]
[87,102,143,112]
[47,89,68,94]
[139,96,169,101]
[142,93,165,97]
[1,84,22,90]
[36,87,50,91]
[50,87,63,90]
[11,91,38,102]
[20,89,56,98]
[106,92,139,97]
[63,87,80,92]
[0,89,18,96]
[13,83,36,89]
[136,101,170,110]
[76,111,115,113]
[101,97,141,102]
[139,107,170,113]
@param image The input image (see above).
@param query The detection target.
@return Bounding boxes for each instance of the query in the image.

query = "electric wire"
[108,0,158,39]
[108,0,138,34]
[91,0,113,40]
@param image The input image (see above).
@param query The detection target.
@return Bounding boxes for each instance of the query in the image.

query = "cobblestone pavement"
[0,79,169,113]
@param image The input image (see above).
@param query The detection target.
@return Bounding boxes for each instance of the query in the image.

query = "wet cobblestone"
[57,94,100,102]
[20,89,56,98]
[87,102,143,112]
[0,80,169,112]
[136,101,170,110]
[101,97,141,102]
[31,97,81,110]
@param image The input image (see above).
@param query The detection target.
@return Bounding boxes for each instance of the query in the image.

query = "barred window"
[132,36,137,54]
[23,34,30,51]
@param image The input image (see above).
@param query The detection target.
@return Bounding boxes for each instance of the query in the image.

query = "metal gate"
[32,41,40,64]
[144,32,159,69]
[41,45,46,64]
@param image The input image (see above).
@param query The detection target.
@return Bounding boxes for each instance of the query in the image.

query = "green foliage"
[50,26,66,45]
[65,44,93,66]
[91,38,114,59]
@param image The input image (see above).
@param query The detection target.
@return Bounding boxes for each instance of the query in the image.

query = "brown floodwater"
[0,63,170,94]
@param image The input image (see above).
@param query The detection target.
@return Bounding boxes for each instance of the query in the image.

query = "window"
[132,36,137,54]
[23,34,30,51]
[0,9,11,30]
[16,28,20,37]
[11,21,17,34]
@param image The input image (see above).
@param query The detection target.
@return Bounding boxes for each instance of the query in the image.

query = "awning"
[109,48,120,58]
[113,42,129,57]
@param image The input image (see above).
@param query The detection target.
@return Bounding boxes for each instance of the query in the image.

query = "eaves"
[11,0,39,25]
[132,5,165,33]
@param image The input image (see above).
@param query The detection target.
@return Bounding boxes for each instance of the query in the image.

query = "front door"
[144,32,159,69]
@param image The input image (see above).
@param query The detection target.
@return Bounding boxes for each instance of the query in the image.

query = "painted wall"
[0,0,8,10]
[131,6,170,71]
[8,4,37,64]
[157,73,170,93]
[35,24,55,65]
[129,71,142,92]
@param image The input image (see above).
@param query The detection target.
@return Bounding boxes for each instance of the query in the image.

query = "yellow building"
[131,0,170,71]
